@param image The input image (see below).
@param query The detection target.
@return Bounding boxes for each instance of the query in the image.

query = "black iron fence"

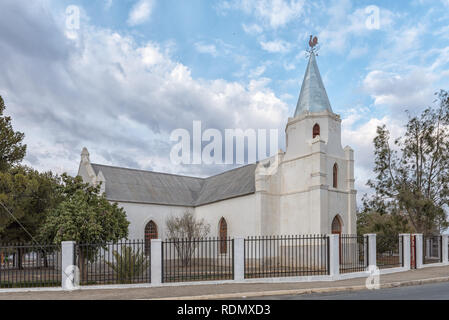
[162,237,234,283]
[244,235,329,279]
[2,233,447,289]
[339,235,368,273]
[376,235,403,269]
[75,240,150,285]
[423,235,442,265]
[0,243,61,288]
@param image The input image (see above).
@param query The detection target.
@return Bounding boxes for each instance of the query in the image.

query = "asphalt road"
[246,282,449,300]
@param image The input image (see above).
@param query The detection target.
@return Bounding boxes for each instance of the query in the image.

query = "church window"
[145,220,158,254]
[313,124,320,138]
[219,218,228,254]
[333,163,338,188]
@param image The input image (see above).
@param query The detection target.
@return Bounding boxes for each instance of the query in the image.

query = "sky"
[0,0,449,204]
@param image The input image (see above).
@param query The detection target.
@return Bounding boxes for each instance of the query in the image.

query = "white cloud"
[194,42,218,56]
[249,65,266,78]
[0,0,288,177]
[224,0,305,29]
[363,69,437,110]
[242,23,263,35]
[127,0,155,26]
[319,2,395,53]
[260,39,291,53]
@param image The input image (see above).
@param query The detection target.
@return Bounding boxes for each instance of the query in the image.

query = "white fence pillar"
[365,234,376,267]
[442,235,448,264]
[234,237,245,281]
[328,234,340,277]
[399,234,411,270]
[151,239,162,285]
[414,234,423,269]
[61,241,75,290]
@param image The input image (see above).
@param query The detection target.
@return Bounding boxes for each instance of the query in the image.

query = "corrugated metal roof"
[294,52,333,116]
[91,163,256,207]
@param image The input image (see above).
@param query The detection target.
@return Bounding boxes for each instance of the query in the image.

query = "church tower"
[255,44,357,236]
[282,50,356,235]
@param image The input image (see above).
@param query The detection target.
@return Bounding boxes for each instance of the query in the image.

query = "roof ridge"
[91,163,205,180]
[91,162,257,181]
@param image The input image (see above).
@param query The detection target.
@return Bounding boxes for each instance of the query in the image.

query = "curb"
[148,276,449,300]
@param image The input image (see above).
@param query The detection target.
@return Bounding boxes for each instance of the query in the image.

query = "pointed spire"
[294,52,332,117]
[81,147,90,163]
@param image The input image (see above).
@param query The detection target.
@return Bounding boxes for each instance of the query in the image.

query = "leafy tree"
[357,209,412,252]
[0,96,26,172]
[366,90,449,235]
[39,174,130,278]
[165,210,210,267]
[0,166,60,268]
[0,167,60,242]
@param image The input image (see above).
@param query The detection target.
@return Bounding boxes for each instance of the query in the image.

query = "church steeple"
[294,52,333,117]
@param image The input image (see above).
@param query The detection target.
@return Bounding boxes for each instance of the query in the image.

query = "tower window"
[313,124,320,138]
[333,163,338,188]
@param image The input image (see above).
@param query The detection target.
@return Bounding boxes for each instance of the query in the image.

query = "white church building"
[78,52,357,246]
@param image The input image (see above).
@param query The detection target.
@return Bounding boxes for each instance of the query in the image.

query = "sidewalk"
[1,266,448,300]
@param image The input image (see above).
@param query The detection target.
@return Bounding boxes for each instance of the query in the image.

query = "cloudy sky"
[0,0,448,203]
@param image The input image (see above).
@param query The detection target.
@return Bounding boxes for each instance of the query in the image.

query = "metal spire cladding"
[294,52,333,117]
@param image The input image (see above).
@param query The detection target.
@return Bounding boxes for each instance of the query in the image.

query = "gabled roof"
[91,163,257,207]
[294,52,333,117]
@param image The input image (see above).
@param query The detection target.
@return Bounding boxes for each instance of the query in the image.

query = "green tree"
[357,209,412,252]
[39,174,130,278]
[0,96,26,172]
[0,166,60,242]
[0,166,60,269]
[366,90,449,235]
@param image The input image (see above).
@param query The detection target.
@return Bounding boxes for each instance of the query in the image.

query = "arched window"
[313,124,320,139]
[331,215,342,235]
[333,163,338,188]
[219,218,228,254]
[144,220,158,254]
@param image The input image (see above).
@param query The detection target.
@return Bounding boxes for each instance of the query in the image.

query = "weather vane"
[306,35,320,57]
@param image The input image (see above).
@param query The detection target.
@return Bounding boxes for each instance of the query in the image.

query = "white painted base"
[0,266,415,293]
[420,262,449,268]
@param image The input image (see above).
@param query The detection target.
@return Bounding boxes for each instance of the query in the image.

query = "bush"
[105,246,149,284]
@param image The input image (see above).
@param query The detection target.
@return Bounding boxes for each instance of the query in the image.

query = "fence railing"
[423,235,442,265]
[376,235,403,269]
[244,235,329,279]
[1,233,447,289]
[162,237,234,283]
[75,240,150,285]
[339,235,368,273]
[0,243,61,288]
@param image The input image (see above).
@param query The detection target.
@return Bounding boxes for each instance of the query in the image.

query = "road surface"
[245,281,449,300]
